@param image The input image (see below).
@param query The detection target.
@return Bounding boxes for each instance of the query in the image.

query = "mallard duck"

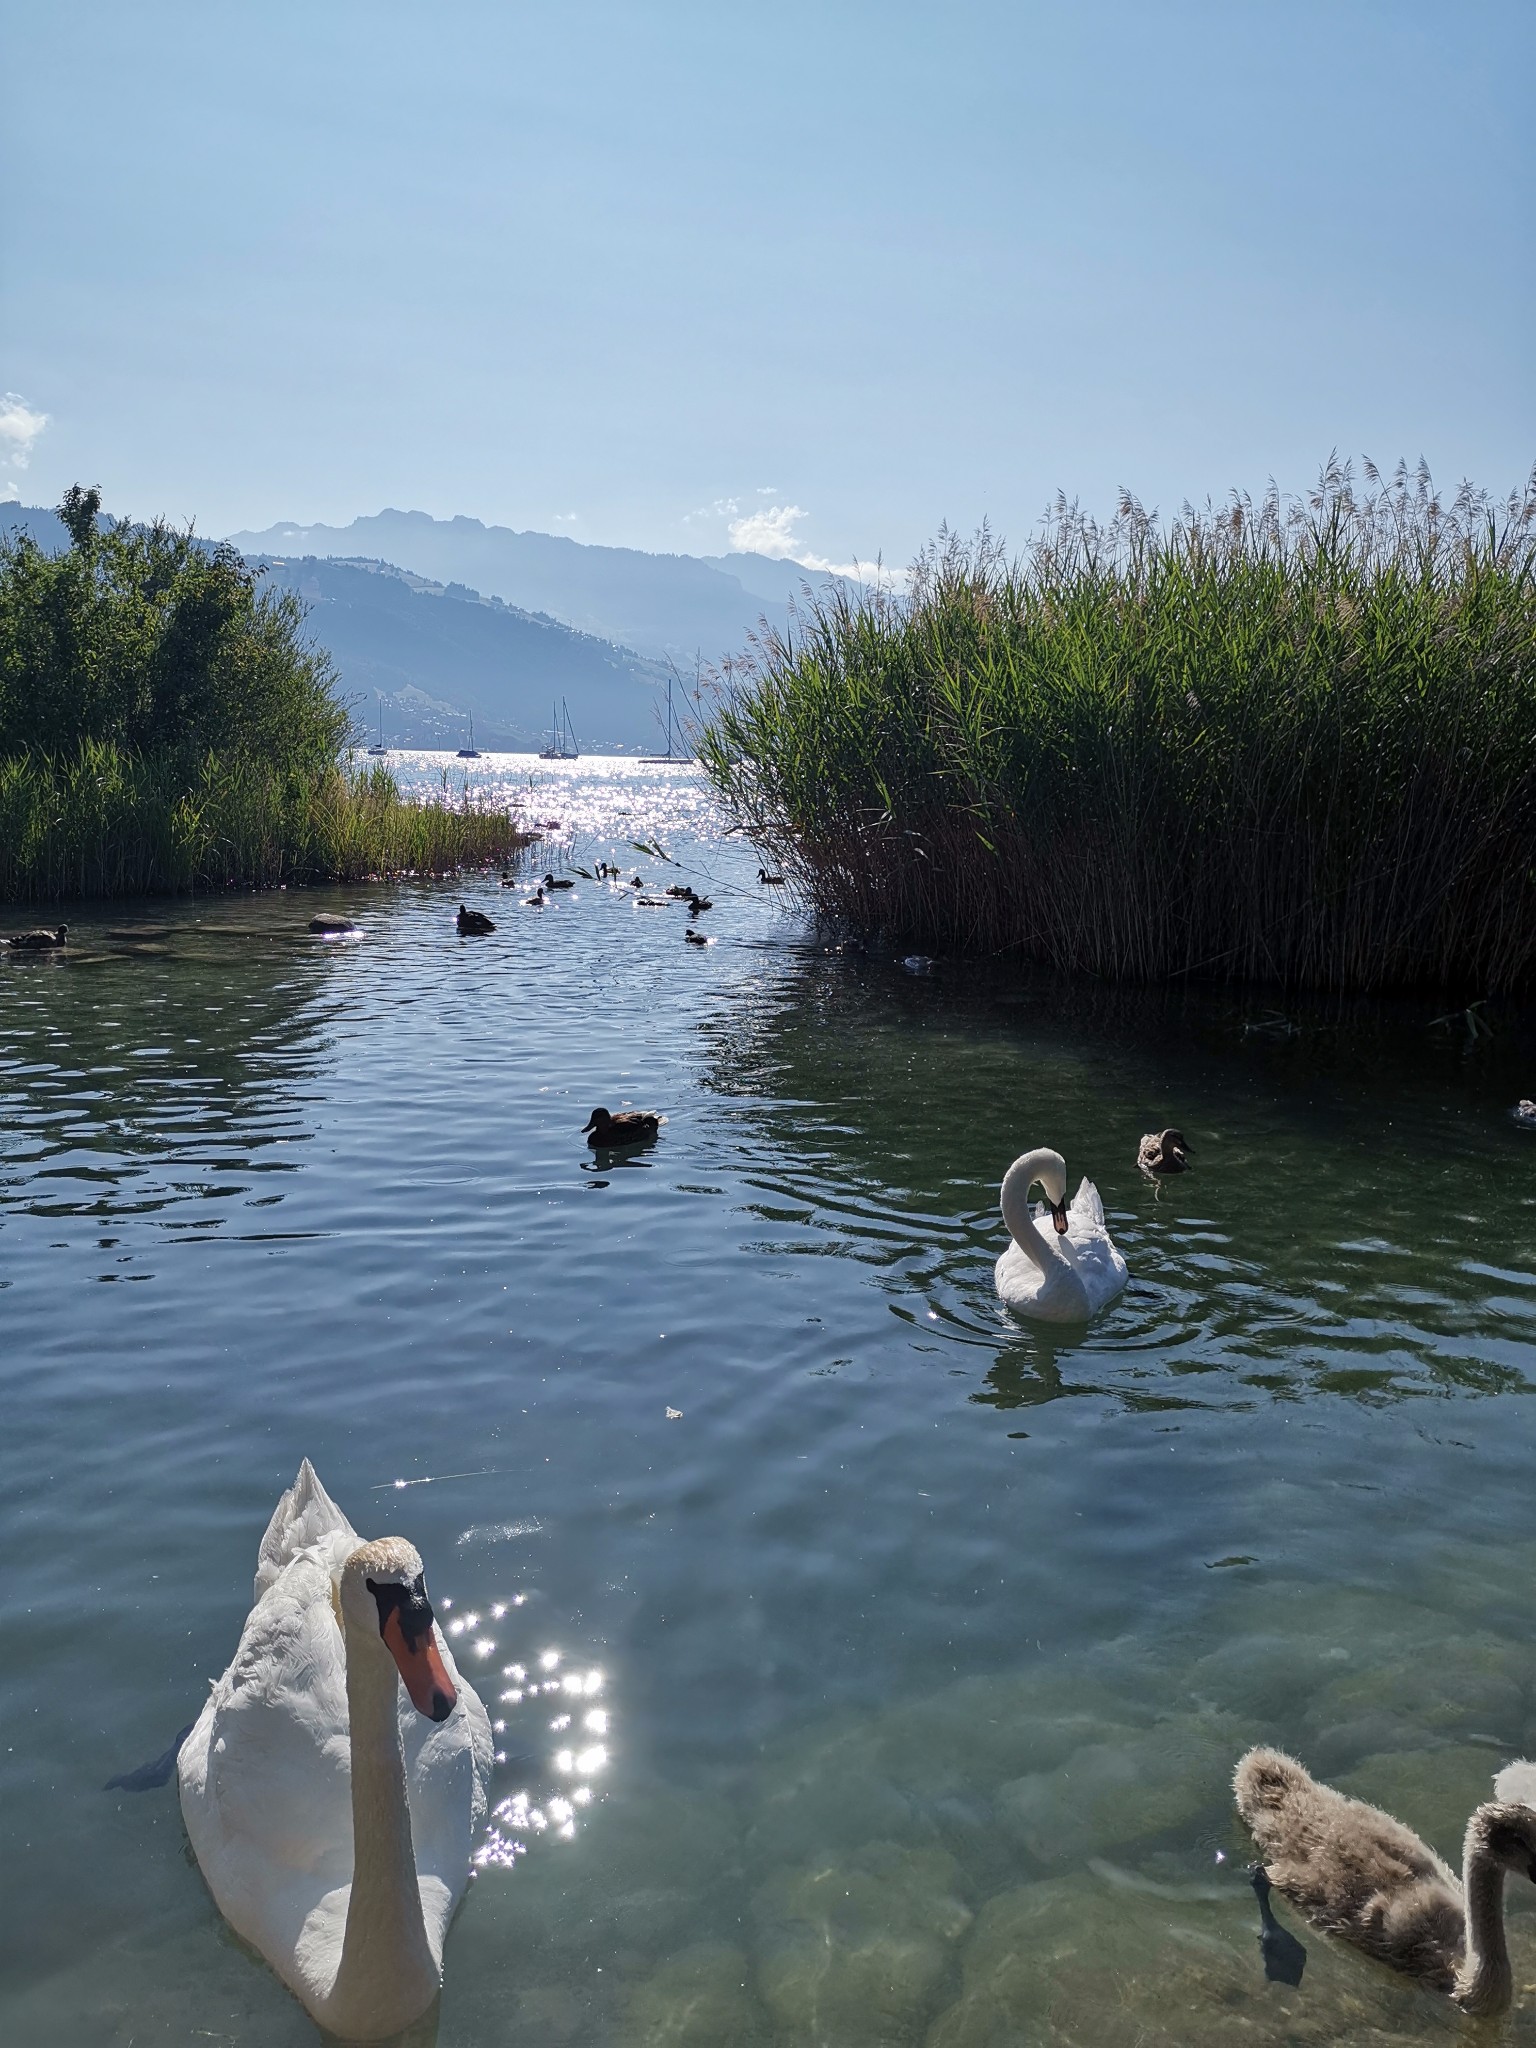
[1137,1127,1192,1175]
[7,924,68,949]
[684,928,709,946]
[582,1107,663,1147]
[665,883,693,898]
[456,904,495,934]
[308,916,359,936]
[523,887,546,908]
[758,868,785,886]
[543,873,575,890]
[687,895,712,915]
[1234,1746,1536,2016]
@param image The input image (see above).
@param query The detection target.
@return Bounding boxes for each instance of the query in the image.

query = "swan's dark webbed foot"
[105,1720,194,1792]
[1250,1864,1307,1986]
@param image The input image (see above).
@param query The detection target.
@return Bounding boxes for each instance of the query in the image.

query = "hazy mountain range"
[254,556,673,751]
[225,509,858,663]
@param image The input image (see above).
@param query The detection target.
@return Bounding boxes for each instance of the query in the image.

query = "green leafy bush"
[0,489,527,900]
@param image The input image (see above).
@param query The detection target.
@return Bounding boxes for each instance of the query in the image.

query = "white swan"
[178,1460,493,2040]
[994,1145,1128,1323]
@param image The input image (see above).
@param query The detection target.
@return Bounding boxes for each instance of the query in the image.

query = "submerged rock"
[1302,1633,1533,1772]
[621,1942,772,2048]
[459,1781,742,1974]
[752,1839,971,2046]
[744,1654,1163,1873]
[925,1868,1476,2048]
[1337,1745,1521,1870]
[996,1711,1244,1872]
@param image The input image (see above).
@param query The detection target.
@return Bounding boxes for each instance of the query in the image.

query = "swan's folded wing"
[183,1555,355,1894]
[1069,1176,1105,1227]
[255,1460,358,1599]
[402,1629,493,1942]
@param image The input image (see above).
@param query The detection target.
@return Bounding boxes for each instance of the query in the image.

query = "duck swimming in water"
[542,873,574,890]
[456,905,495,935]
[1137,1127,1192,1176]
[7,924,68,949]
[523,887,546,908]
[758,868,785,886]
[684,927,709,946]
[582,1107,663,1147]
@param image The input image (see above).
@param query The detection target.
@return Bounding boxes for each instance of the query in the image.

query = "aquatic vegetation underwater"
[700,460,1536,994]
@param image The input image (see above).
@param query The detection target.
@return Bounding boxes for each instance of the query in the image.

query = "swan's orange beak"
[1049,1198,1070,1235]
[382,1607,458,1723]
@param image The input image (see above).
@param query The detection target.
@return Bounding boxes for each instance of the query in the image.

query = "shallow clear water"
[4,755,1536,2045]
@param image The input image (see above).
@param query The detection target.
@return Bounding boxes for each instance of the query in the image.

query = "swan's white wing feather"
[402,1636,493,1958]
[180,1546,356,2005]
[1494,1759,1536,1807]
[1063,1178,1129,1312]
[255,1460,357,1600]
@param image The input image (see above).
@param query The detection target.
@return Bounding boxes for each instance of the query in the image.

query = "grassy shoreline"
[699,464,1536,994]
[0,745,532,904]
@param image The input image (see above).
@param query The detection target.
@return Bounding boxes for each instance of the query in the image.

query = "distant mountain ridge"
[224,509,858,662]
[243,555,672,752]
[2,504,675,751]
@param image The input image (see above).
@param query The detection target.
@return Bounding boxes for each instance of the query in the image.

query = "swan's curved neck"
[326,1623,438,2033]
[1455,1815,1514,2016]
[1000,1151,1066,1276]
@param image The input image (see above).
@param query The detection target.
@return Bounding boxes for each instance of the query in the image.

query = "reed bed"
[0,744,530,903]
[699,461,1536,993]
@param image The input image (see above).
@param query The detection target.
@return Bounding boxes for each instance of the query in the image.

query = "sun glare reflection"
[463,1603,616,1872]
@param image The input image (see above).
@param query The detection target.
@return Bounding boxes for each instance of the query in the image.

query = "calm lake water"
[4,754,1536,2046]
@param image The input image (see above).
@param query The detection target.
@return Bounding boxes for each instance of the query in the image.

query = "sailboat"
[456,713,481,759]
[366,697,389,756]
[640,675,694,764]
[539,698,580,760]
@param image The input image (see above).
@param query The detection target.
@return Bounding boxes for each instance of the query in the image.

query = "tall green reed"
[699,460,1536,993]
[0,745,530,903]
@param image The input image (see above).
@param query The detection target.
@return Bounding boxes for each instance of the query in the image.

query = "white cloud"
[552,511,580,524]
[680,490,899,590]
[727,502,808,558]
[0,391,48,498]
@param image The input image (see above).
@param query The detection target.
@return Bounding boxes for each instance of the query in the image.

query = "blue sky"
[4,1,1531,571]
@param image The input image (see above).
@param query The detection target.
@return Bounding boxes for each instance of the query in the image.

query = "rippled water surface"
[5,755,1536,2045]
